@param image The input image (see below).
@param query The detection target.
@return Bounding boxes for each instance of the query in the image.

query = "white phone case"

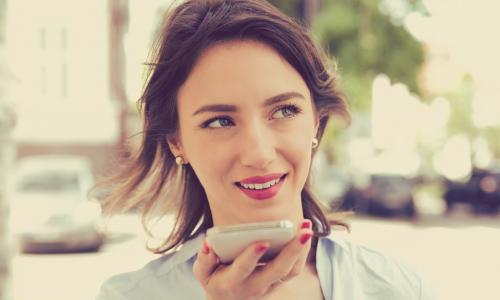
[206,220,295,264]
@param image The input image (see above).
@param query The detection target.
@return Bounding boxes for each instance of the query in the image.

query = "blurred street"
[2,1,500,300]
[12,212,500,300]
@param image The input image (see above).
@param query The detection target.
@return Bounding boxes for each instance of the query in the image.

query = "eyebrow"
[192,91,305,116]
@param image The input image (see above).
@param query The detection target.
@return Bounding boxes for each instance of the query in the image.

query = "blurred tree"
[482,127,500,159]
[445,75,500,162]
[271,0,425,163]
[269,0,321,28]
[109,0,131,159]
[445,75,476,138]
[271,0,425,111]
[313,0,425,112]
[268,0,301,20]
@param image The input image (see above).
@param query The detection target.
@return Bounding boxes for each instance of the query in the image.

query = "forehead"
[177,39,310,112]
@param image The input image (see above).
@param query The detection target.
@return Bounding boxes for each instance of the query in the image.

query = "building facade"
[5,0,129,175]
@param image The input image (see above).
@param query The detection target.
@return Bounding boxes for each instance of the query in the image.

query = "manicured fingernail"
[255,243,269,255]
[202,241,210,254]
[301,219,311,229]
[299,233,312,245]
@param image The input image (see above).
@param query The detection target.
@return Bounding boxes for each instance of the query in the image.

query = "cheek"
[280,129,308,148]
[283,115,315,150]
[278,128,313,170]
[183,135,231,187]
[280,119,315,180]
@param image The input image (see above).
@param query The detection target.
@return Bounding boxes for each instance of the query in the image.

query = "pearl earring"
[175,156,184,165]
[312,138,319,149]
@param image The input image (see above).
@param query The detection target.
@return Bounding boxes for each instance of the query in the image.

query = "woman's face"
[170,40,318,226]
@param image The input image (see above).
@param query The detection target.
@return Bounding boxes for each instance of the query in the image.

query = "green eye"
[200,104,302,129]
[272,105,302,119]
[201,117,234,129]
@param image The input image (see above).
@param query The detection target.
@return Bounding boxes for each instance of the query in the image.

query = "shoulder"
[96,252,177,300]
[96,236,205,300]
[323,233,433,299]
[330,234,419,278]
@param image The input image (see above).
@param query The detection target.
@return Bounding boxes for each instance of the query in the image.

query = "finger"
[262,219,312,277]
[281,219,313,280]
[252,227,313,286]
[193,239,220,286]
[228,241,270,283]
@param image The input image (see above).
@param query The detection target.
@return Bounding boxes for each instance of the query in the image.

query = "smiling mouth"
[235,173,287,201]
[234,173,288,190]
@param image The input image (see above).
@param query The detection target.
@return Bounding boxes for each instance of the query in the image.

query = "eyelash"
[200,104,303,129]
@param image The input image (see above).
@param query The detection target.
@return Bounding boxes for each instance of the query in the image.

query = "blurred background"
[0,0,499,299]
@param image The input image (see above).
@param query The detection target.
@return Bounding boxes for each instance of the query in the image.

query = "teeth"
[240,178,280,190]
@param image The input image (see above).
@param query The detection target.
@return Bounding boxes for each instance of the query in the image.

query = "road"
[12,213,500,300]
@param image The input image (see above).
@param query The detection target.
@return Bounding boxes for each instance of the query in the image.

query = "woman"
[97,0,432,299]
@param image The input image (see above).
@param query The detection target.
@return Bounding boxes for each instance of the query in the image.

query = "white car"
[10,155,104,253]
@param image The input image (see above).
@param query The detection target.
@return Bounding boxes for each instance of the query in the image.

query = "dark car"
[444,168,500,214]
[339,174,416,218]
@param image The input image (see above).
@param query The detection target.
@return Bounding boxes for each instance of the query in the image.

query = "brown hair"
[99,0,350,254]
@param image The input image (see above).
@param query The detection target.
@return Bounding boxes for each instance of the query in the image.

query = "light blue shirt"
[97,231,433,299]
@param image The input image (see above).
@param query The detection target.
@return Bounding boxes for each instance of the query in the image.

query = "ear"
[166,134,184,159]
[313,113,320,139]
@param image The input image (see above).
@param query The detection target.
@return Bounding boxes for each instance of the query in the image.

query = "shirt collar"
[156,233,205,276]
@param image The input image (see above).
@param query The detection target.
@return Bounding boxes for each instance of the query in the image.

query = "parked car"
[10,155,104,253]
[339,174,416,218]
[444,168,500,214]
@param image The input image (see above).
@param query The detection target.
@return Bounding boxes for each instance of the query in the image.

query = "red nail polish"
[255,243,269,254]
[299,233,312,245]
[301,219,311,229]
[202,241,210,254]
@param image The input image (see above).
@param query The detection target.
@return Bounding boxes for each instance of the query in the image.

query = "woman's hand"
[193,220,313,300]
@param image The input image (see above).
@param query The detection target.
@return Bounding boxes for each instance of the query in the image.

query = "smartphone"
[206,220,295,264]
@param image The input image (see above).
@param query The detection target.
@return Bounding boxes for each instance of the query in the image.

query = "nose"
[238,123,276,169]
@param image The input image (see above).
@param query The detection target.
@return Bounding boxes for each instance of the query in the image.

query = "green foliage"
[270,0,425,164]
[313,0,424,112]
[268,0,301,19]
[483,127,500,158]
[445,75,476,137]
[270,0,424,112]
[445,75,500,159]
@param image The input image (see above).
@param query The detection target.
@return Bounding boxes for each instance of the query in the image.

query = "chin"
[240,210,298,224]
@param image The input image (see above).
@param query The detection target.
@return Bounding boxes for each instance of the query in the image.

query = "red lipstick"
[239,173,285,184]
[236,173,286,201]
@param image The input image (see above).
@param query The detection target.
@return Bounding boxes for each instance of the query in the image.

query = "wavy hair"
[99,0,350,254]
